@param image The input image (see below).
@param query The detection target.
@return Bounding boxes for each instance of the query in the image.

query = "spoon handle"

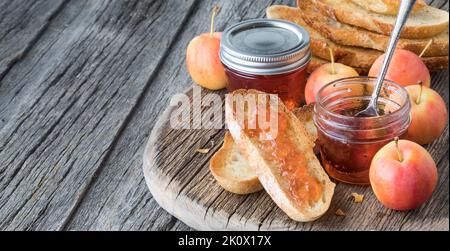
[370,0,416,107]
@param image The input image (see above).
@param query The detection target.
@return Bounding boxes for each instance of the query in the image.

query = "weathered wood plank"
[0,0,196,230]
[0,0,67,85]
[0,0,68,130]
[65,0,297,231]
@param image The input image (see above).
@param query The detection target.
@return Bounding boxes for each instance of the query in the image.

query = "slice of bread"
[308,54,448,73]
[308,56,369,74]
[293,104,317,142]
[210,104,317,195]
[266,5,351,61]
[421,55,450,72]
[301,0,449,39]
[225,89,335,222]
[299,0,449,56]
[267,5,380,69]
[351,0,427,15]
[266,5,449,72]
[210,132,263,194]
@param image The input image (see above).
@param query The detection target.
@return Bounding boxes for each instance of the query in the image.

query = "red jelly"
[224,65,308,110]
[220,19,311,110]
[314,77,411,185]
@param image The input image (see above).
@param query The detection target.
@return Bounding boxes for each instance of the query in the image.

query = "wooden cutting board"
[143,86,449,231]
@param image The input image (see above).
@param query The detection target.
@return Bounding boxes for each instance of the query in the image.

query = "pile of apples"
[306,45,447,211]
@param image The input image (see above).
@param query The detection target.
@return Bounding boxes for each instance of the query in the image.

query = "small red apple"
[370,138,438,211]
[369,49,430,88]
[405,82,448,145]
[305,47,359,104]
[186,6,227,90]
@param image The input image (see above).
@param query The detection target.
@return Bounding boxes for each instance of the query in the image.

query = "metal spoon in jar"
[356,0,416,117]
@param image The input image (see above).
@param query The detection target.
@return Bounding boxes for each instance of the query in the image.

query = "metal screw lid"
[220,19,311,75]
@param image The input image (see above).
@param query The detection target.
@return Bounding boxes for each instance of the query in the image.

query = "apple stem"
[394,137,403,162]
[419,39,433,58]
[210,6,219,38]
[416,80,423,104]
[327,44,335,75]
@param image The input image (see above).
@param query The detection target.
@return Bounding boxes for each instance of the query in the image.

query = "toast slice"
[299,0,449,56]
[293,104,317,141]
[210,132,264,194]
[266,5,449,72]
[421,55,450,72]
[267,5,380,69]
[210,105,317,195]
[308,54,448,73]
[351,0,427,15]
[302,0,449,39]
[225,89,335,222]
[308,56,369,74]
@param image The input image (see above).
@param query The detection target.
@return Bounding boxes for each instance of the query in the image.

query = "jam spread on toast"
[236,98,323,207]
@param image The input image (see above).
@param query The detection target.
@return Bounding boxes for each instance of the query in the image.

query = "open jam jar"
[220,19,311,110]
[314,77,411,185]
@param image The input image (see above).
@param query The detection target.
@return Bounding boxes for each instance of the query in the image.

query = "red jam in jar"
[223,65,308,110]
[220,19,311,110]
[314,77,411,185]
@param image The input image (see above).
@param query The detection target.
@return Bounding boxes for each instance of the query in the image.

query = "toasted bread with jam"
[225,89,335,222]
[210,104,317,195]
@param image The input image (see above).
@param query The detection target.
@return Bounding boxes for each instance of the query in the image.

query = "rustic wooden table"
[0,0,448,231]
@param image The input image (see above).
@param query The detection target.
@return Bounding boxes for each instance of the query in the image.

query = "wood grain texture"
[0,0,197,230]
[0,0,447,231]
[0,0,67,85]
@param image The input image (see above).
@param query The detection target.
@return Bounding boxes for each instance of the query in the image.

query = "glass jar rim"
[220,19,311,75]
[315,76,410,122]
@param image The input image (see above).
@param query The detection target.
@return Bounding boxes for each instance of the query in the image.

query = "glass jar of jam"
[314,77,411,185]
[220,19,311,110]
